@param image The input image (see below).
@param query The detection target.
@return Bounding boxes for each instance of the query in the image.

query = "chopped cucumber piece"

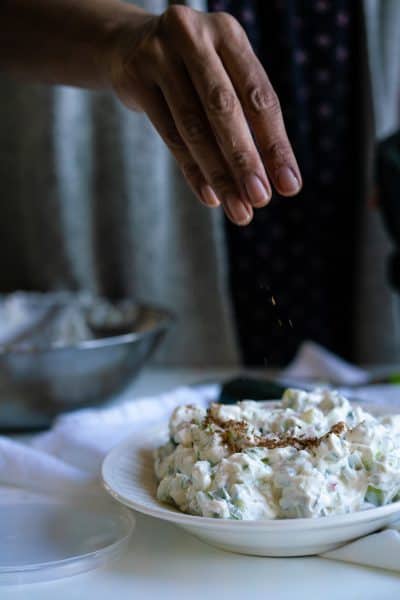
[365,485,384,506]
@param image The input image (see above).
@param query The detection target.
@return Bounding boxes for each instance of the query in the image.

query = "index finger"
[218,16,302,197]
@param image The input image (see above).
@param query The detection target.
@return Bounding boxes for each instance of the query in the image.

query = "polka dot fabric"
[208,0,360,366]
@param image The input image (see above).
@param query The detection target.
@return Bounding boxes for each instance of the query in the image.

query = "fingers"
[217,14,302,196]
[183,51,272,209]
[137,85,223,209]
[156,62,253,224]
[166,19,271,211]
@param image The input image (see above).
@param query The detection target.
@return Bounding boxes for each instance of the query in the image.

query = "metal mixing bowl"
[0,303,173,432]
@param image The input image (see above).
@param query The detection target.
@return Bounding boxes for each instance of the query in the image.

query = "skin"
[0,1,302,225]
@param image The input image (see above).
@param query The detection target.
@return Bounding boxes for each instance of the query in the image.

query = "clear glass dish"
[0,490,135,585]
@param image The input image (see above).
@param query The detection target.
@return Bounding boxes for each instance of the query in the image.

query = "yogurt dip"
[154,389,400,520]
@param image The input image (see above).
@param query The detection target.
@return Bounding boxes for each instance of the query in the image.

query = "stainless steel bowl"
[0,304,173,432]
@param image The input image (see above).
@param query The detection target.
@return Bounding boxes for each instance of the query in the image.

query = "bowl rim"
[0,302,175,357]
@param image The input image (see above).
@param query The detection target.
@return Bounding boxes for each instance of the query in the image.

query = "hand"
[108,5,302,225]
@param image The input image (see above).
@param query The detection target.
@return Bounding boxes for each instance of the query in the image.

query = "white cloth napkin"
[282,341,400,407]
[0,385,217,497]
[323,528,400,571]
[1,342,400,571]
[282,341,369,385]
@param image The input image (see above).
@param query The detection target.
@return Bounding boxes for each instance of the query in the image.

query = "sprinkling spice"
[204,409,347,453]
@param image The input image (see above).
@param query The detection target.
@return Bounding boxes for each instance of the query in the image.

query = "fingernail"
[201,184,220,207]
[244,174,271,207]
[225,195,252,225]
[276,166,301,195]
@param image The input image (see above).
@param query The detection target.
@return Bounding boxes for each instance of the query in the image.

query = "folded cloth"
[0,385,217,497]
[281,341,369,385]
[0,291,91,349]
[0,291,140,351]
[322,528,400,571]
[281,341,400,406]
[1,359,400,571]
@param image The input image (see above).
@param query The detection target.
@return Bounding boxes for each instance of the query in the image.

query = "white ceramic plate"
[102,404,400,557]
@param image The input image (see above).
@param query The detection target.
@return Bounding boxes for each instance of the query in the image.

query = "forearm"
[0,0,148,88]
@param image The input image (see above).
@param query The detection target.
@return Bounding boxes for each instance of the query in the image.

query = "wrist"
[96,2,155,90]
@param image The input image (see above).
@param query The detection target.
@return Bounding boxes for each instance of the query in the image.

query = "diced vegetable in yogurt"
[154,389,400,520]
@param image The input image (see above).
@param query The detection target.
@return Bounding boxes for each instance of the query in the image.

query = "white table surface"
[2,367,400,599]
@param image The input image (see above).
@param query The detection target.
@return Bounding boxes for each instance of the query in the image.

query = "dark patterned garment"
[208,0,360,366]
